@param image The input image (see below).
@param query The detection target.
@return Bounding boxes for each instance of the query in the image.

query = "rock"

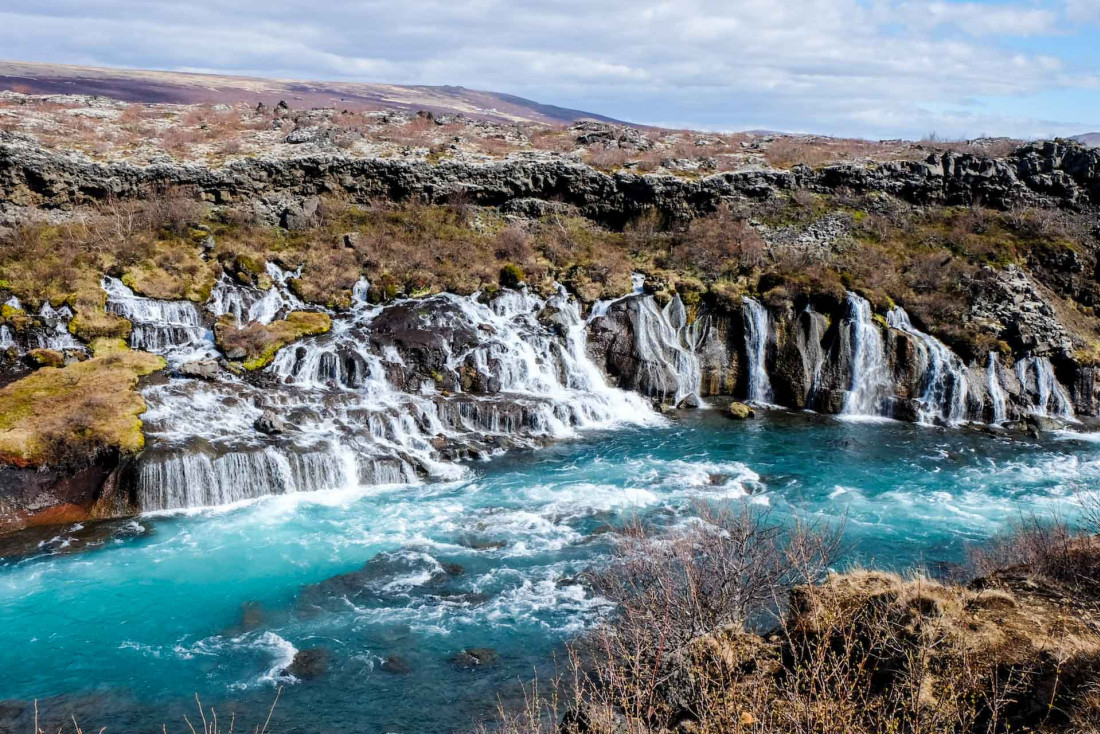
[26,348,64,368]
[449,647,500,670]
[282,647,329,680]
[178,358,219,380]
[285,126,331,145]
[225,346,247,360]
[1025,413,1065,433]
[280,195,321,230]
[4,138,1100,228]
[380,655,412,674]
[342,232,360,249]
[677,394,701,409]
[254,409,288,435]
[727,402,756,420]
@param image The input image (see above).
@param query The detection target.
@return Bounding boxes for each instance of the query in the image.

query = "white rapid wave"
[103,277,210,359]
[742,297,774,405]
[1016,356,1074,419]
[841,293,890,416]
[987,353,1008,425]
[886,306,968,424]
[136,285,659,512]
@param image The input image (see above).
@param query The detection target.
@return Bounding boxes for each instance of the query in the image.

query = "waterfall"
[841,293,890,416]
[628,295,702,406]
[34,303,83,351]
[742,297,774,405]
[208,264,307,325]
[136,284,659,512]
[103,278,209,357]
[0,325,13,350]
[1015,356,1074,419]
[886,307,968,424]
[986,353,1008,424]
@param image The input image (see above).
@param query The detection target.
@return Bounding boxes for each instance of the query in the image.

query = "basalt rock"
[4,136,1100,228]
[0,451,133,534]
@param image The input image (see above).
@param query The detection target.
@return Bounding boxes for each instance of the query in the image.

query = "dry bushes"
[480,503,1100,734]
[666,205,767,279]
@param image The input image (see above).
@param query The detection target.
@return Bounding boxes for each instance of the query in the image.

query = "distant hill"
[1072,133,1100,147]
[0,60,622,126]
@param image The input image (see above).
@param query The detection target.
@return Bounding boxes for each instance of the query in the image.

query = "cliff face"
[3,135,1100,226]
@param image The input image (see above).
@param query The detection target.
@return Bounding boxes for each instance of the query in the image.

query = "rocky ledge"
[3,134,1100,227]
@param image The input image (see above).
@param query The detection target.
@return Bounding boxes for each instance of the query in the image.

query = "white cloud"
[0,0,1095,138]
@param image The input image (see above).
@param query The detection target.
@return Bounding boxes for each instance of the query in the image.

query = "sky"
[1,0,1099,140]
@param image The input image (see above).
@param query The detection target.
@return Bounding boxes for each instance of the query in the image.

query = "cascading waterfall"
[886,307,968,424]
[621,295,702,406]
[208,264,307,325]
[1016,356,1074,419]
[135,282,658,512]
[742,297,774,404]
[0,325,13,350]
[841,293,891,416]
[103,278,209,357]
[35,303,83,351]
[987,353,1008,424]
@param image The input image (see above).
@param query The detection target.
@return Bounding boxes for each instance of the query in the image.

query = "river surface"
[2,411,1099,732]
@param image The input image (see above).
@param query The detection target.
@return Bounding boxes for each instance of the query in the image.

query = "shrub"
[499,263,526,288]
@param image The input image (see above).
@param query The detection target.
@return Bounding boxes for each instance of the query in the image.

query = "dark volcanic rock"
[6,137,1100,229]
[282,647,330,680]
[449,647,500,670]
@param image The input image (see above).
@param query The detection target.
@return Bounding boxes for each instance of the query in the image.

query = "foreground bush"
[482,506,1100,734]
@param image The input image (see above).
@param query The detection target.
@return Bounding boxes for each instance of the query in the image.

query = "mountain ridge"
[0,59,623,126]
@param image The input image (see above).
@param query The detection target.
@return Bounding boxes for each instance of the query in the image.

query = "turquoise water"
[2,411,1099,732]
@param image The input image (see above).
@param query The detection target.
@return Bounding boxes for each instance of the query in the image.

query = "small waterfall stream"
[987,354,1008,424]
[841,293,890,416]
[1016,356,1074,419]
[103,278,210,358]
[742,297,774,404]
[886,306,968,424]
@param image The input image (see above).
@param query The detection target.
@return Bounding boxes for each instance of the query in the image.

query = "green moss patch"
[214,311,331,370]
[0,342,165,468]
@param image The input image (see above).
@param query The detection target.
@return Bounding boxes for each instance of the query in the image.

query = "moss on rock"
[214,311,331,370]
[0,342,165,468]
[68,309,132,342]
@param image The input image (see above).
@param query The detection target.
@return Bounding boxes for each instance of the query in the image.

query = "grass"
[214,311,332,370]
[0,339,164,468]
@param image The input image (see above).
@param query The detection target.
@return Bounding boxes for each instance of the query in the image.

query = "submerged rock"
[449,647,500,670]
[380,655,412,674]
